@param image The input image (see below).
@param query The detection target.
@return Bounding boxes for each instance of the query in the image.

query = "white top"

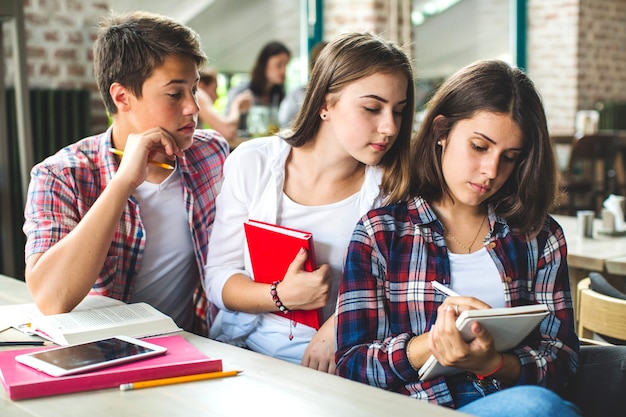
[448,247,505,309]
[243,191,360,362]
[278,191,360,320]
[130,169,197,330]
[204,135,385,363]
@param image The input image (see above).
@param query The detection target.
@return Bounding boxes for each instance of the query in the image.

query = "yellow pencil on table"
[109,148,175,170]
[119,370,241,391]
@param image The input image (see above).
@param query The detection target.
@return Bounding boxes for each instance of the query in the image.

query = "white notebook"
[418,304,550,380]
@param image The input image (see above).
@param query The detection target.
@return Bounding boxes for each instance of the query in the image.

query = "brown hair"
[199,67,218,87]
[409,60,557,234]
[93,11,207,115]
[284,32,416,205]
[308,41,328,73]
[249,41,291,105]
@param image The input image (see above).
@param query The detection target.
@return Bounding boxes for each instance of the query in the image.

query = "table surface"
[553,214,626,272]
[605,256,626,275]
[0,275,467,417]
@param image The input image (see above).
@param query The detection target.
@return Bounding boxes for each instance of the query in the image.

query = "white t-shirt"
[205,136,386,364]
[448,247,505,308]
[244,191,361,360]
[129,169,197,330]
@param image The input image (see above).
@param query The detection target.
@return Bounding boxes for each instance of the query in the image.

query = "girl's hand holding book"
[279,248,332,311]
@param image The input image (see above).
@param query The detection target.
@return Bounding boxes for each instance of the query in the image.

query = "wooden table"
[605,256,626,280]
[0,275,467,417]
[553,214,626,271]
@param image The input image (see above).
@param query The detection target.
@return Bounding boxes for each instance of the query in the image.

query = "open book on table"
[418,304,550,380]
[244,219,322,329]
[4,295,181,346]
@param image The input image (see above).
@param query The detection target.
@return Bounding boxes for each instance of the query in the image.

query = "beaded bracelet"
[270,280,289,314]
[406,336,420,372]
[475,353,504,380]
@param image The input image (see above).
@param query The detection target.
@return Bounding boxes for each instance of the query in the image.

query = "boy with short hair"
[23,11,228,335]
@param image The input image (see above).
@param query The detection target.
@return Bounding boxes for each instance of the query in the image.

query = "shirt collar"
[408,196,508,237]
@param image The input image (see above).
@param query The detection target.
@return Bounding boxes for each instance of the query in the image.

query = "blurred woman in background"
[225,41,291,135]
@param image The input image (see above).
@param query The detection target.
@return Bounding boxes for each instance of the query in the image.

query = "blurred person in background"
[225,41,291,136]
[197,68,251,149]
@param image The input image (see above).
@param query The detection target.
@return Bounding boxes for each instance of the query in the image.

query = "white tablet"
[15,335,167,377]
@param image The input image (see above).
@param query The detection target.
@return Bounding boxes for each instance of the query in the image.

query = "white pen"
[431,280,461,297]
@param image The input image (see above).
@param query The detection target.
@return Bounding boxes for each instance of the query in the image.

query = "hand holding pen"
[109,148,174,170]
[428,281,500,375]
[430,281,491,315]
[111,127,183,190]
[431,281,461,297]
[431,281,463,314]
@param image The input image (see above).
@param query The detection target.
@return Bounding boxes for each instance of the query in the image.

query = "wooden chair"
[576,277,626,342]
[568,277,626,416]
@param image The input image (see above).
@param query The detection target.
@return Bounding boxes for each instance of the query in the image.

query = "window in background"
[412,0,512,109]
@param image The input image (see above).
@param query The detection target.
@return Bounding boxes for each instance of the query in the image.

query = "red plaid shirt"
[335,196,579,408]
[24,128,228,335]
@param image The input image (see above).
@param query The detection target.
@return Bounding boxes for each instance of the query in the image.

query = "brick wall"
[3,0,109,134]
[324,0,378,37]
[577,0,626,109]
[520,0,626,135]
[5,0,626,137]
[324,0,409,41]
[325,0,626,136]
[526,0,580,135]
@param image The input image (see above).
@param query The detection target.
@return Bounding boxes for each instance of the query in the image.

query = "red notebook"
[0,335,222,400]
[244,219,322,329]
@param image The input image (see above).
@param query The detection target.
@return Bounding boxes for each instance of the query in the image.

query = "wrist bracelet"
[476,353,504,380]
[270,280,289,314]
[406,336,419,372]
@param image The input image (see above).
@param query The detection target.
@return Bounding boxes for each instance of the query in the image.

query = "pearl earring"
[437,141,442,146]
[321,113,327,119]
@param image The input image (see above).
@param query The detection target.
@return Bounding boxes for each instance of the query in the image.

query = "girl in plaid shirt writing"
[336,60,581,416]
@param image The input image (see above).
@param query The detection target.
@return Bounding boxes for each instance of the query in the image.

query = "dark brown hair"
[94,11,207,115]
[199,68,218,87]
[409,59,557,234]
[249,41,291,106]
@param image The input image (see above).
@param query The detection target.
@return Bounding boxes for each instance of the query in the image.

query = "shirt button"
[489,242,496,249]
[504,276,512,283]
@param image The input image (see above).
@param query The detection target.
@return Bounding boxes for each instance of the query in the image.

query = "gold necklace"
[445,213,487,254]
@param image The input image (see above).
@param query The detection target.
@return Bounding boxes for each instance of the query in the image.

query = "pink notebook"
[0,335,222,400]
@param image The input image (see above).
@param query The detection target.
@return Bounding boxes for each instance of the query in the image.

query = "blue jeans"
[457,385,582,417]
[446,374,501,408]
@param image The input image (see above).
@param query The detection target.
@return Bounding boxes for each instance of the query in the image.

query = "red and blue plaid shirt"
[335,196,579,408]
[23,127,228,335]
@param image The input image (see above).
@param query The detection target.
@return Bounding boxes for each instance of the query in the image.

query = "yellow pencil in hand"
[119,370,241,391]
[109,148,175,170]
